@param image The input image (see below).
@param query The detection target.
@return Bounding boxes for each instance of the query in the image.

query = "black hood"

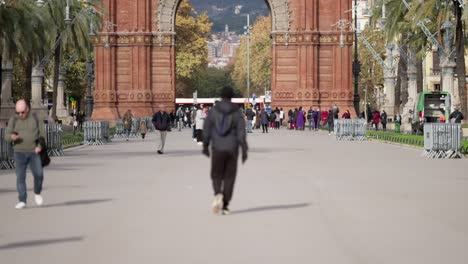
[214,99,238,114]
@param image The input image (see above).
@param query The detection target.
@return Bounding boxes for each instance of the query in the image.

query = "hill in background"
[190,0,269,33]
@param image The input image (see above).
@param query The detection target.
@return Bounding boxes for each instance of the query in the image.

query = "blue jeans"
[125,128,131,139]
[247,120,253,132]
[15,152,43,203]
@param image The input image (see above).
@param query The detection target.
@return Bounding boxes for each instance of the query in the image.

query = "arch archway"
[92,0,354,120]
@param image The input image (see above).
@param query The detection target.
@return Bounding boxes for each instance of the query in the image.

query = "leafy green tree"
[1,0,50,103]
[191,67,241,98]
[175,0,212,97]
[41,0,102,118]
[232,16,272,96]
[357,26,385,110]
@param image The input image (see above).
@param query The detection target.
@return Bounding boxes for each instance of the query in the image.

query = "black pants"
[262,124,268,133]
[196,129,203,142]
[382,122,387,131]
[211,151,238,208]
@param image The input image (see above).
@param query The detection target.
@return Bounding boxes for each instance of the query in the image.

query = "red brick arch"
[92,0,354,120]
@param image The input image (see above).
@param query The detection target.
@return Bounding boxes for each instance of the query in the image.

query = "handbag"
[36,136,51,167]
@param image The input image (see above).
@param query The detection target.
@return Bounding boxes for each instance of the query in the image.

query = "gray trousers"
[157,130,167,151]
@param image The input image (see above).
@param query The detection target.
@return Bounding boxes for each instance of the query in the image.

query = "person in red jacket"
[321,110,328,127]
[373,111,381,131]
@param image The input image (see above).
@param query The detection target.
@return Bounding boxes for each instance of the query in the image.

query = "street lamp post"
[352,0,361,116]
[235,6,251,104]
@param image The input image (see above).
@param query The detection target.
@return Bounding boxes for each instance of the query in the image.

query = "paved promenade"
[0,129,467,264]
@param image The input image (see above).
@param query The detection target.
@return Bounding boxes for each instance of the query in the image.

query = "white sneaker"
[193,138,197,142]
[197,142,203,146]
[212,194,223,214]
[34,194,43,206]
[15,202,26,209]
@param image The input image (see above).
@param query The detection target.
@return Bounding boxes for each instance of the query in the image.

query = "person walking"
[191,106,197,141]
[152,106,171,154]
[245,105,255,133]
[279,108,285,127]
[176,105,184,131]
[307,107,314,131]
[202,86,248,215]
[288,109,293,129]
[313,108,320,131]
[332,104,340,120]
[254,110,261,130]
[380,110,388,131]
[6,100,46,209]
[326,109,334,135]
[395,112,402,133]
[196,105,207,145]
[373,111,381,131]
[260,109,269,133]
[122,109,133,141]
[342,110,351,119]
[275,108,281,129]
[321,109,328,128]
[139,120,148,140]
[269,111,276,130]
[449,107,465,123]
[296,107,305,130]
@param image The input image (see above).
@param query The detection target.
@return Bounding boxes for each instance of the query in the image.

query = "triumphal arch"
[92,0,354,120]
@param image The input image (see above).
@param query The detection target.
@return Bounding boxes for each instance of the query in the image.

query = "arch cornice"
[155,0,291,34]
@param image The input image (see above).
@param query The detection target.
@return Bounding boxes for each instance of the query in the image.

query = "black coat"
[152,111,171,131]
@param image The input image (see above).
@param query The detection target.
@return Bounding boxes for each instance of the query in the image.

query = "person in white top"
[279,108,285,127]
[195,104,207,145]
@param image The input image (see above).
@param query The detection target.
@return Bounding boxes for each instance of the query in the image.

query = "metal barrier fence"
[142,117,155,132]
[45,124,64,156]
[114,120,125,138]
[334,119,367,141]
[83,121,110,145]
[423,123,463,158]
[0,128,15,169]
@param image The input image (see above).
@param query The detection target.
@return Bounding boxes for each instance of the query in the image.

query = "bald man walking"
[6,100,46,209]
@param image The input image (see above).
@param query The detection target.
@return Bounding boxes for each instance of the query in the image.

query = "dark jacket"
[381,112,388,124]
[152,111,171,131]
[449,110,464,123]
[6,113,45,152]
[203,99,248,153]
[245,108,255,121]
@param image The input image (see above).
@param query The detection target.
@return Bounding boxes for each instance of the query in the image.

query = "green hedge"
[367,131,424,147]
[367,131,468,154]
[62,133,84,148]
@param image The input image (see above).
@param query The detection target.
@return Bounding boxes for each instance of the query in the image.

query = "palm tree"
[1,0,49,105]
[453,0,467,116]
[41,0,102,119]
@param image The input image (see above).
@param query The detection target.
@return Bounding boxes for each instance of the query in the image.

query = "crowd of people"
[7,92,465,213]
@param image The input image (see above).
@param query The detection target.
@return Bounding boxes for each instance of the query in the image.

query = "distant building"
[206,25,241,69]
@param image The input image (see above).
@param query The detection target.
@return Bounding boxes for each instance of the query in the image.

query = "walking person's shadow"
[231,203,310,215]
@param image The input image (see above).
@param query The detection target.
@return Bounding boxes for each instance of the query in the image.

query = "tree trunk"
[51,35,61,119]
[454,2,467,116]
[416,56,424,93]
[23,54,33,102]
[395,58,402,111]
[399,42,409,107]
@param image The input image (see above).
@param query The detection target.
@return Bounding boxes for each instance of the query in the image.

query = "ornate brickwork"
[92,0,354,121]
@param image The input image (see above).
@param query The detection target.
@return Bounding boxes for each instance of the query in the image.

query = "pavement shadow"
[0,185,83,196]
[162,149,204,157]
[0,188,16,194]
[231,203,310,215]
[0,236,83,250]
[40,198,113,208]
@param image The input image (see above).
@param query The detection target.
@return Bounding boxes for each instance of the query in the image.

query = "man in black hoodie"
[203,86,248,215]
